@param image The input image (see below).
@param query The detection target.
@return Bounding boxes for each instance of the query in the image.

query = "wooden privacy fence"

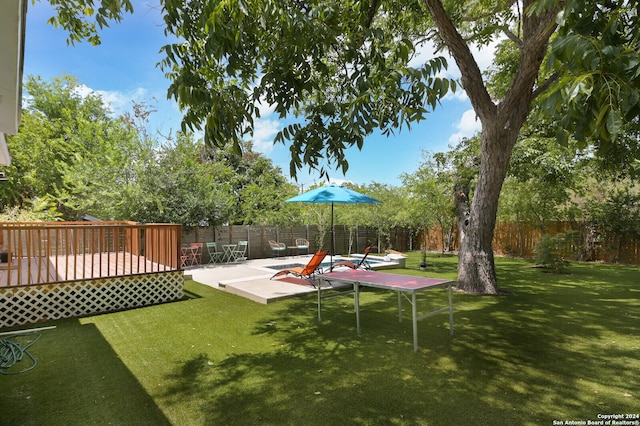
[493,221,640,264]
[182,224,412,262]
[419,221,640,265]
[0,221,182,287]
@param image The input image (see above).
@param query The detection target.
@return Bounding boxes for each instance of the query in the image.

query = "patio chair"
[269,240,287,257]
[206,242,223,264]
[332,243,376,271]
[190,243,204,265]
[270,250,329,287]
[180,244,192,268]
[295,238,310,254]
[232,241,248,262]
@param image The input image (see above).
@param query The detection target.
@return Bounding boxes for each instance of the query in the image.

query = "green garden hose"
[0,333,41,375]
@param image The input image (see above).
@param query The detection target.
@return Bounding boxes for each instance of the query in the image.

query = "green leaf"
[605,109,622,138]
[555,128,569,147]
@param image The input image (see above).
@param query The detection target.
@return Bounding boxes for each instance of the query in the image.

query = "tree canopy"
[1,75,133,216]
[2,75,297,227]
[44,0,134,45]
[32,1,640,293]
[159,0,455,178]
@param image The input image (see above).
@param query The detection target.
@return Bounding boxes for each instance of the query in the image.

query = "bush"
[0,198,62,222]
[534,234,570,273]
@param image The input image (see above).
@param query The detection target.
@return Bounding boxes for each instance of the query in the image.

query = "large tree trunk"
[454,180,470,246]
[456,123,518,294]
[423,0,557,294]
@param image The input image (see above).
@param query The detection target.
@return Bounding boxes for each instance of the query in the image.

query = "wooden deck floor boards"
[0,252,170,287]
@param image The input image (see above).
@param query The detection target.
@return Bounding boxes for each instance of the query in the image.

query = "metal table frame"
[221,244,237,263]
[317,269,454,351]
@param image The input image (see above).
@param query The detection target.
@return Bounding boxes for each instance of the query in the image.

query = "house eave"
[0,0,28,166]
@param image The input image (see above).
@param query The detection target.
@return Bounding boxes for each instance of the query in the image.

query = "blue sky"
[24,1,487,187]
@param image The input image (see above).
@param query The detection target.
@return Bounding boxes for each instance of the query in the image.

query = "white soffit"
[0,0,27,166]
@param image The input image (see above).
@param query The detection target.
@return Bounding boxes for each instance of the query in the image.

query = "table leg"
[317,278,323,322]
[222,246,236,263]
[354,282,361,335]
[412,291,418,351]
[448,283,454,336]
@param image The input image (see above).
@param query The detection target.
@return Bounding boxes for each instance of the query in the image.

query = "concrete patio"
[184,253,404,304]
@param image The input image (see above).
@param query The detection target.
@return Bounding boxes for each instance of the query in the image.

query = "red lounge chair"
[332,243,376,271]
[271,250,329,287]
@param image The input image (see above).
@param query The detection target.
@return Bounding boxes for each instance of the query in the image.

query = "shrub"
[534,234,570,273]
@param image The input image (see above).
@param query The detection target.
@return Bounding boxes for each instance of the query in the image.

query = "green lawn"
[1,254,638,425]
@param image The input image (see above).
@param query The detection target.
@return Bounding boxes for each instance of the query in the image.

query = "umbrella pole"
[330,203,334,270]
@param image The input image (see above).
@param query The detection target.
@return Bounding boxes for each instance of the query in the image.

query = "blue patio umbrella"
[285,183,381,268]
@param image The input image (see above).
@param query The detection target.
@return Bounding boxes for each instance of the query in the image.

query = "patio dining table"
[317,269,454,351]
[221,244,237,263]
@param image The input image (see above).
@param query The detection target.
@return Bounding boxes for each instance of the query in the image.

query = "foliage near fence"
[420,221,640,265]
[184,220,640,265]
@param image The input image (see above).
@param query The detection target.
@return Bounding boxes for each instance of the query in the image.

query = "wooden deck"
[0,252,171,287]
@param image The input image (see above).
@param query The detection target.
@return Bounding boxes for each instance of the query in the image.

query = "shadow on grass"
[160,259,639,425]
[181,288,203,300]
[398,253,460,278]
[8,258,636,425]
[0,318,171,426]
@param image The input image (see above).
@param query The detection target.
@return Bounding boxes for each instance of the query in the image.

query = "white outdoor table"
[317,269,454,351]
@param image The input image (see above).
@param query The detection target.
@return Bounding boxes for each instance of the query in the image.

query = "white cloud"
[448,109,482,144]
[73,84,149,116]
[243,89,282,153]
[328,177,350,185]
[473,39,500,72]
[101,88,149,115]
[70,84,184,137]
[410,39,498,75]
[256,97,277,118]
[252,117,281,153]
[443,88,469,102]
[408,40,439,68]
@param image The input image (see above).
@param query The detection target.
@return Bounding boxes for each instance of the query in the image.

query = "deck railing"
[0,221,182,287]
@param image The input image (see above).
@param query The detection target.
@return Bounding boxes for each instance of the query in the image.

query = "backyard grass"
[1,253,638,425]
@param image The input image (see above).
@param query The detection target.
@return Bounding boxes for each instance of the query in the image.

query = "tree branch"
[503,28,523,47]
[365,0,381,29]
[532,70,562,100]
[422,0,496,122]
[498,1,559,131]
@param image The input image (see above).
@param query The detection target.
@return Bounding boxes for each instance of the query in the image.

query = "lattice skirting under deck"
[0,271,184,328]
